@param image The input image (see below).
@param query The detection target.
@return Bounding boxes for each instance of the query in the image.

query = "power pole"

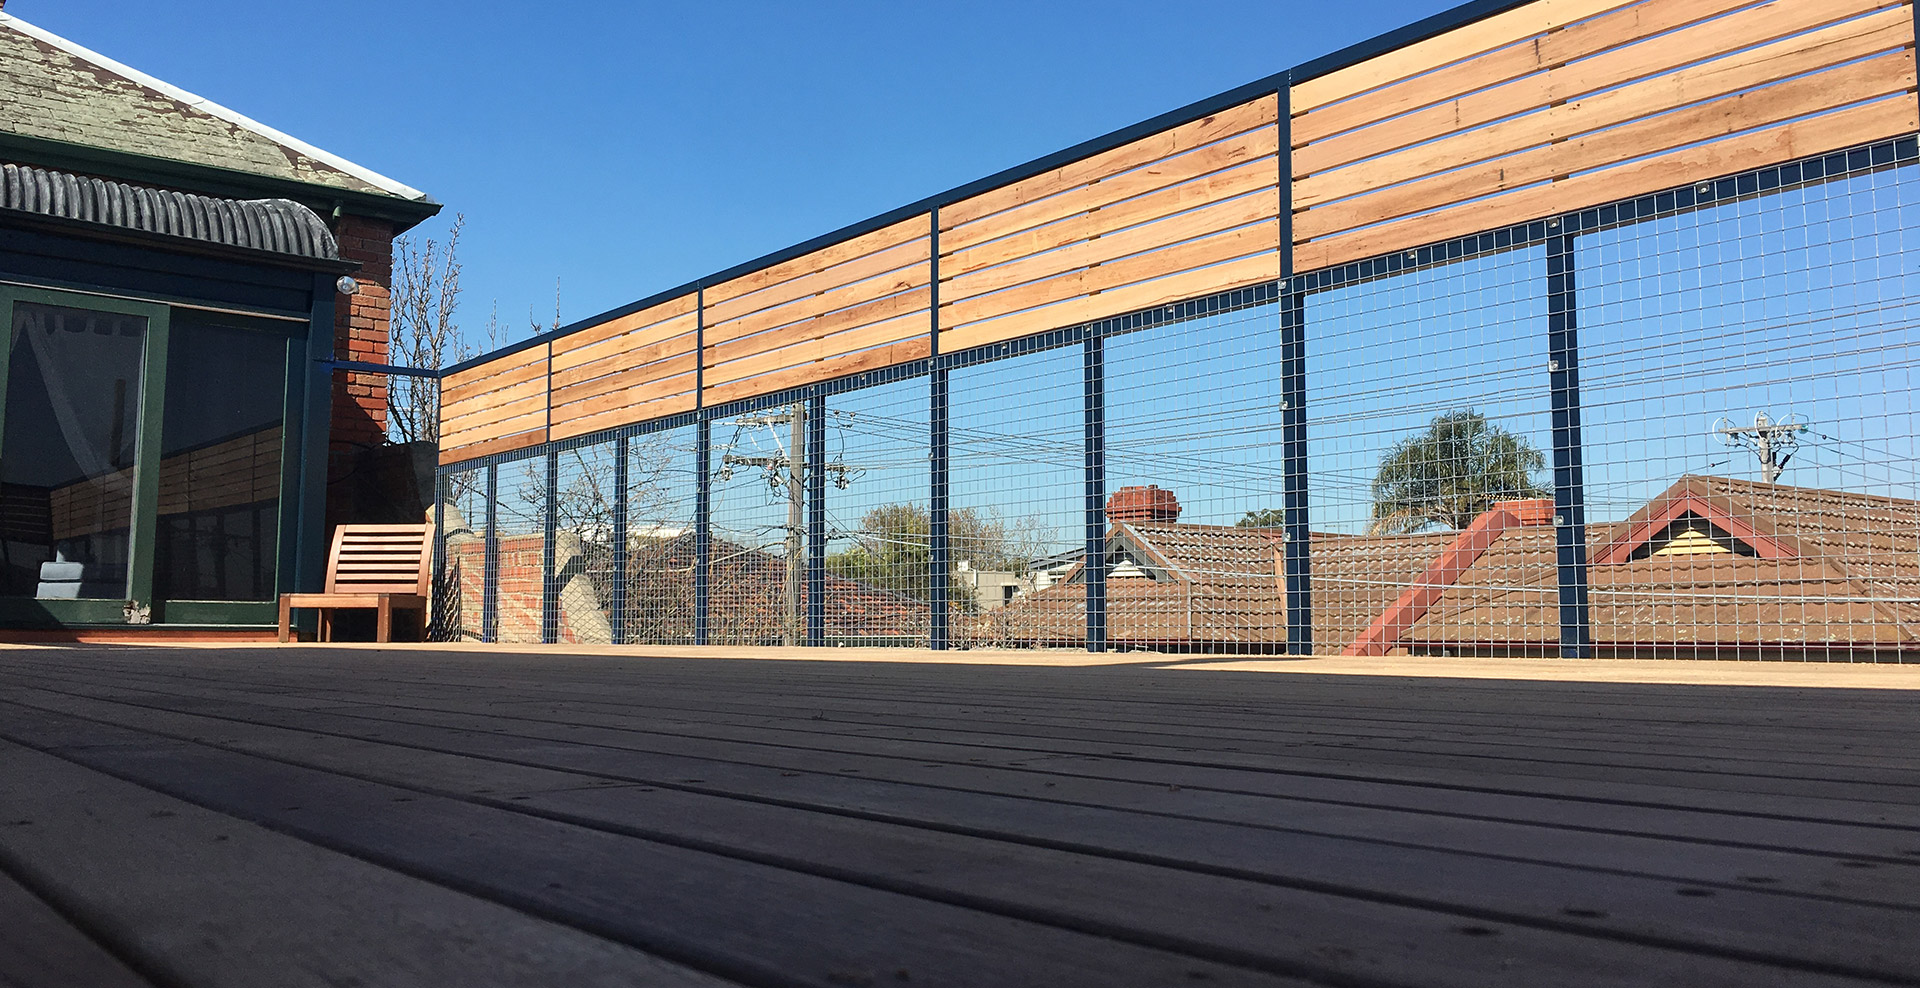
[717,404,853,645]
[785,403,805,646]
[1712,412,1807,484]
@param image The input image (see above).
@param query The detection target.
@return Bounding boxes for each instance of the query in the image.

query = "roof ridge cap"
[0,12,429,202]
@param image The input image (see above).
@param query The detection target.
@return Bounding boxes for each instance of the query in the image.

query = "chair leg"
[278,598,292,643]
[319,609,332,642]
[376,597,393,644]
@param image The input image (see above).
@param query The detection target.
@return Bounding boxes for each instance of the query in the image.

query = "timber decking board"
[0,868,153,988]
[3,646,1916,987]
[19,678,1920,913]
[0,688,1898,988]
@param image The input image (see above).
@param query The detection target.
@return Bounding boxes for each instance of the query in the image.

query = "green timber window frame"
[0,284,299,628]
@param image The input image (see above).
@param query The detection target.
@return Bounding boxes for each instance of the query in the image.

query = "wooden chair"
[278,523,435,643]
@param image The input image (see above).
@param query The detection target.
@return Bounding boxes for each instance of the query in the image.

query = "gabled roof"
[979,476,1920,655]
[0,12,430,205]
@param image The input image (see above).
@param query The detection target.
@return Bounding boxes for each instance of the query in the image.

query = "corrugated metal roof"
[0,161,338,260]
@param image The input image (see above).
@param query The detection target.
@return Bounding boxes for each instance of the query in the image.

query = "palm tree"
[1369,410,1549,535]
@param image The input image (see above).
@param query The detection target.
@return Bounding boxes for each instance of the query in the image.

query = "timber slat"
[941,154,1279,280]
[550,295,698,358]
[941,127,1281,256]
[1294,0,1793,149]
[939,96,1280,230]
[941,221,1278,330]
[550,391,699,441]
[551,351,700,409]
[1296,9,1914,207]
[944,187,1281,305]
[702,313,928,390]
[1296,97,1919,271]
[702,337,931,405]
[702,216,929,306]
[1294,0,1910,182]
[702,238,933,327]
[438,427,549,465]
[939,251,1279,352]
[1291,0,1642,113]
[1296,54,1918,241]
[704,263,931,349]
[705,287,932,371]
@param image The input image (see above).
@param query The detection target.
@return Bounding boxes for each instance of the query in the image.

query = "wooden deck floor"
[1,646,1917,987]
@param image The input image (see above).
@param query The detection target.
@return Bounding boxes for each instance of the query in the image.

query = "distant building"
[986,478,1920,660]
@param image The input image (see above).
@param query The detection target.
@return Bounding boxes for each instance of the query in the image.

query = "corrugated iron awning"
[0,161,338,261]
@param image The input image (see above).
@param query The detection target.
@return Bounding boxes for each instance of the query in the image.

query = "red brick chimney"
[1107,485,1181,523]
[1492,498,1555,526]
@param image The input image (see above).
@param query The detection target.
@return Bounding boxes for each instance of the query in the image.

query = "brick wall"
[331,214,393,451]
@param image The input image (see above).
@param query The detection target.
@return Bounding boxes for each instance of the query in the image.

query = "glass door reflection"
[0,302,148,599]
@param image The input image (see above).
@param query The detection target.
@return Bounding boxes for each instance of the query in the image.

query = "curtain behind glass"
[0,302,147,598]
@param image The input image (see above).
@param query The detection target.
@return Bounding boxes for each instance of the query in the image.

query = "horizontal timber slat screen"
[436,0,1920,659]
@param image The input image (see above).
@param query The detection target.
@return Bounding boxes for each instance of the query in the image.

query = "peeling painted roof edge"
[0,11,430,203]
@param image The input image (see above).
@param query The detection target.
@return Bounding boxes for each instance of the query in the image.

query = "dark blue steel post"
[695,289,712,646]
[1546,225,1593,658]
[929,367,950,649]
[431,468,446,641]
[928,208,950,650]
[482,462,499,644]
[541,450,560,644]
[1276,79,1312,656]
[807,392,827,646]
[611,435,630,645]
[1279,282,1313,655]
[1083,332,1107,653]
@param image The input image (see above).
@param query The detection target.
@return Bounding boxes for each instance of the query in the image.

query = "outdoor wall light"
[336,275,359,296]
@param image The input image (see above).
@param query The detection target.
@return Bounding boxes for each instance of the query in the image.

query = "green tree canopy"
[1369,410,1549,535]
[826,503,1052,602]
[1235,508,1287,528]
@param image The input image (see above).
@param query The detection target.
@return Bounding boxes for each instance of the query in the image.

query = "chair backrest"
[323,523,435,596]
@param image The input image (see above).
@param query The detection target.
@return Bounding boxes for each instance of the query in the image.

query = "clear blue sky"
[27,0,1460,347]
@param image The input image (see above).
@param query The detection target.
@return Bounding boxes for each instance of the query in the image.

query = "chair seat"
[280,523,435,644]
[282,592,427,608]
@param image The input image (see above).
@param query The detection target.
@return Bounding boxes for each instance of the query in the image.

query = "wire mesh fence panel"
[1576,158,1920,661]
[710,406,811,645]
[490,452,548,644]
[436,465,488,641]
[625,423,701,645]
[1305,245,1555,656]
[550,440,619,645]
[821,375,932,646]
[949,344,1086,648]
[1103,299,1286,652]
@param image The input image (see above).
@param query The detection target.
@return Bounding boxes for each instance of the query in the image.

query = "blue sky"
[28,0,1462,347]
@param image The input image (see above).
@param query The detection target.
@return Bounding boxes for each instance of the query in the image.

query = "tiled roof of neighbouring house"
[1,161,339,260]
[985,476,1920,655]
[0,12,429,202]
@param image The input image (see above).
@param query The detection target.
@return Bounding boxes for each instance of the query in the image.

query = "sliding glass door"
[0,286,294,626]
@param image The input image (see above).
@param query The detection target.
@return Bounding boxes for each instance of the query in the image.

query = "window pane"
[153,315,287,601]
[1,301,146,599]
